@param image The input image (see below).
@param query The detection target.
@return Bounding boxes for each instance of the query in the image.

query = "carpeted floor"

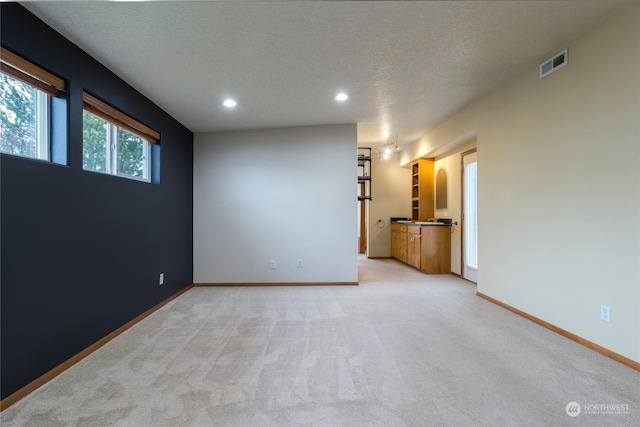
[2,257,638,426]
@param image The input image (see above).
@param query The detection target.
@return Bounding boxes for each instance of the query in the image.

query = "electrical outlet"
[297,259,303,268]
[600,305,610,323]
[159,272,164,285]
[269,260,276,270]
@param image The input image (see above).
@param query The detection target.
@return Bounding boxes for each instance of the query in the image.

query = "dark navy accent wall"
[1,4,194,399]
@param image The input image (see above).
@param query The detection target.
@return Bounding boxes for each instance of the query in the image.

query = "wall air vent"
[540,48,568,79]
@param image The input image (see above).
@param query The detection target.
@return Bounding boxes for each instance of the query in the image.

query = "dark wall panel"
[1,3,194,399]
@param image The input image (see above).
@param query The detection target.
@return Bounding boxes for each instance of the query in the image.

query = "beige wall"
[402,3,640,362]
[367,154,411,257]
[193,124,358,283]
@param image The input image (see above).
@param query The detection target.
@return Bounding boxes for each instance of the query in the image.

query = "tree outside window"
[82,110,149,182]
[0,72,46,159]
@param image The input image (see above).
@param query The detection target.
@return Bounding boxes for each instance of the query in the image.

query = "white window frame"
[113,124,151,182]
[0,73,51,161]
[83,112,151,183]
[0,46,65,162]
[35,90,50,161]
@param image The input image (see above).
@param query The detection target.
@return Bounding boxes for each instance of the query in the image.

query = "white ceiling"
[22,0,629,148]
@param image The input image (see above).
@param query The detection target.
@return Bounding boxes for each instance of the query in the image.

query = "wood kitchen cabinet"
[407,226,421,269]
[420,225,451,274]
[391,223,451,274]
[411,159,434,222]
[391,223,408,263]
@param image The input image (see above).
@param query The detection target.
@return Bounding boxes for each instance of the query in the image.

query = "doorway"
[461,148,477,283]
[358,182,367,254]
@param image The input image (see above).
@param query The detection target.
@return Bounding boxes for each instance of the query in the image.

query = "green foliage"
[83,111,146,178]
[118,129,144,177]
[2,74,148,179]
[82,111,107,172]
[0,73,37,157]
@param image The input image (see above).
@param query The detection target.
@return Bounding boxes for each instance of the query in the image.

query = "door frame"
[359,182,367,254]
[460,147,477,282]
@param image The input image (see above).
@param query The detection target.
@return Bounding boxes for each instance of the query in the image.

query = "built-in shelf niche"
[410,159,434,221]
[358,147,372,200]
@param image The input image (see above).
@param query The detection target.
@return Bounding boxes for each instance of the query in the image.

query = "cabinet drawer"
[407,226,421,235]
[392,224,408,233]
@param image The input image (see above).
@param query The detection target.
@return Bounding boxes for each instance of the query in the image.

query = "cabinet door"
[391,231,398,259]
[408,234,421,269]
[420,226,451,274]
[398,232,408,263]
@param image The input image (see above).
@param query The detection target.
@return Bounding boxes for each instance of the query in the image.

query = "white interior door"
[462,150,478,283]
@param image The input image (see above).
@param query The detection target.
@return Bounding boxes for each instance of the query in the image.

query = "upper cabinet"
[435,168,448,210]
[411,159,434,221]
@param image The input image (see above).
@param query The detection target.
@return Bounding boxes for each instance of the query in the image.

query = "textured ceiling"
[22,1,628,148]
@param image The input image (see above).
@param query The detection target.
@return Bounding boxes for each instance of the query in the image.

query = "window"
[0,73,49,159]
[82,93,159,182]
[0,46,65,161]
[83,110,150,181]
[464,160,478,269]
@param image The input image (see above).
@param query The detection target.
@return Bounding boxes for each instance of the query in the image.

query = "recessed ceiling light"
[223,99,237,108]
[335,93,349,102]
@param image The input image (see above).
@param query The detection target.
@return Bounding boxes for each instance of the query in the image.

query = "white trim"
[114,127,151,183]
[82,110,151,183]
[35,90,50,161]
[107,123,115,174]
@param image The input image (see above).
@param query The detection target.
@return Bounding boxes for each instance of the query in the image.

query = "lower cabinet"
[407,226,421,269]
[420,225,451,274]
[397,232,407,263]
[391,224,408,263]
[391,223,451,274]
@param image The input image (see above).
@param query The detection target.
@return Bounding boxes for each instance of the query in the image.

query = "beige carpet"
[2,257,638,426]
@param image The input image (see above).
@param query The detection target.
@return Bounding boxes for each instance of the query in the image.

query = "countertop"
[391,221,449,226]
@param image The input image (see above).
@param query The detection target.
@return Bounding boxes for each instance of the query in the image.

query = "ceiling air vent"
[539,48,568,79]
